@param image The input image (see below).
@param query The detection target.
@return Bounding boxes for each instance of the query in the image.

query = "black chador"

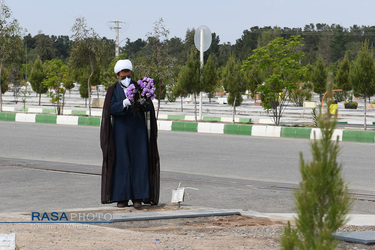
[100,81,160,205]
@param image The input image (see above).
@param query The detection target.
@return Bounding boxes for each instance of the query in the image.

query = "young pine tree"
[311,55,328,102]
[350,40,375,130]
[281,83,352,249]
[30,56,47,105]
[334,52,351,101]
[222,56,246,123]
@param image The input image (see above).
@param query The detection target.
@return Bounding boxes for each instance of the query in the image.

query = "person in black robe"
[100,59,160,209]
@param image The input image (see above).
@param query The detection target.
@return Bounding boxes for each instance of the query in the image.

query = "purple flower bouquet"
[125,77,156,113]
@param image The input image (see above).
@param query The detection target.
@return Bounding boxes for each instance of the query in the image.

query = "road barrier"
[1,112,375,143]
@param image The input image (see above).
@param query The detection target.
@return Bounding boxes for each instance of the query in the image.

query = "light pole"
[108,21,125,57]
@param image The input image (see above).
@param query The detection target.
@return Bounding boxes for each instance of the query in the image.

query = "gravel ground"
[1,205,375,249]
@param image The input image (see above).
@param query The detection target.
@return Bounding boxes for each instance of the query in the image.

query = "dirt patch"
[0,219,285,249]
[0,205,286,249]
[198,215,283,227]
[0,205,374,249]
[119,215,285,233]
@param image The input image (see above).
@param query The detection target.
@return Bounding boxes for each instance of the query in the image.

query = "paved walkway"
[1,90,375,247]
[2,100,375,143]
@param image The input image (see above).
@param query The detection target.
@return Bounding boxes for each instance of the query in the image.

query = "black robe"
[100,81,160,204]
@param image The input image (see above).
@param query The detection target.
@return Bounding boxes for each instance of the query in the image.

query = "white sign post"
[171,187,185,208]
[194,25,212,120]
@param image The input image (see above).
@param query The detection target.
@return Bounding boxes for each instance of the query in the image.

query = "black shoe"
[117,201,128,208]
[133,200,142,209]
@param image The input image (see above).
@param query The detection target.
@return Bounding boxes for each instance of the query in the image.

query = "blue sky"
[6,0,375,45]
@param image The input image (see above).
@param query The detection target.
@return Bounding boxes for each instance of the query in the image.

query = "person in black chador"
[100,59,160,209]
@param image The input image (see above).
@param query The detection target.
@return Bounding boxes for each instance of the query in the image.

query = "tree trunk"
[232,95,237,124]
[55,89,61,115]
[273,103,280,126]
[38,93,41,106]
[62,92,65,115]
[154,42,160,119]
[180,95,183,112]
[194,92,197,122]
[364,97,367,130]
[0,58,4,112]
[157,75,161,119]
[88,54,94,117]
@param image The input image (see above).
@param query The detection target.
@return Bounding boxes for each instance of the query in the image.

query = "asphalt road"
[0,121,374,214]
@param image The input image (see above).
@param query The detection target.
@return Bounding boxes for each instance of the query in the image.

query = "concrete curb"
[112,209,241,222]
[2,112,375,143]
[2,206,375,226]
[3,107,102,117]
[1,112,101,127]
[238,210,375,226]
[156,120,375,143]
[4,105,375,125]
[3,107,253,123]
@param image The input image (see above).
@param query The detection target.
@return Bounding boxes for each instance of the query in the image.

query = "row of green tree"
[0,1,116,115]
[22,23,375,68]
[2,0,375,122]
[173,33,375,128]
[119,23,375,69]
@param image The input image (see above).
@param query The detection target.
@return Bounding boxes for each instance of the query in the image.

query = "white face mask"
[120,77,131,87]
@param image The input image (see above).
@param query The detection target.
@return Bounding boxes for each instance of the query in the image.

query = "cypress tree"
[202,55,217,103]
[30,56,47,105]
[281,83,352,249]
[334,52,351,101]
[311,55,328,101]
[350,40,375,130]
[222,55,246,123]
